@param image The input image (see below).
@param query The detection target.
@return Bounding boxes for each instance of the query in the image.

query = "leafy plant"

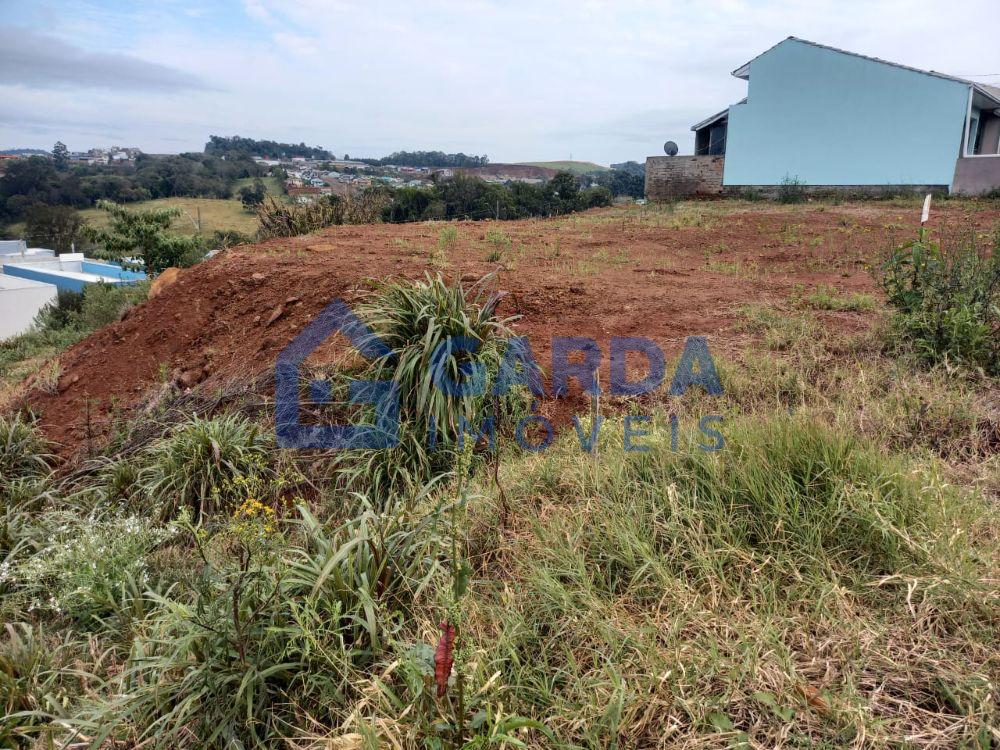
[777,174,806,204]
[878,229,1000,374]
[143,413,274,520]
[342,274,523,502]
[0,623,78,749]
[78,502,442,749]
[0,415,51,486]
[84,200,206,274]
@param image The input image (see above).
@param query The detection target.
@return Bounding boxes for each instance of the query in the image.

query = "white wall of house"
[0,275,58,340]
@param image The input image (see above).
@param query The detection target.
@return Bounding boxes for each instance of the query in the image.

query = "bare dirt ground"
[15,199,1000,459]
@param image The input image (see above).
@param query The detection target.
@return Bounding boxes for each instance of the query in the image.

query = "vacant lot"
[3,198,998,749]
[22,198,999,455]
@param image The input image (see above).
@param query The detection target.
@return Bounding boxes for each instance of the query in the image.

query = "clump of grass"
[735,303,819,351]
[256,191,389,239]
[33,360,61,395]
[792,284,877,311]
[431,225,458,267]
[449,414,997,747]
[342,274,523,503]
[79,502,442,749]
[878,229,1000,374]
[484,227,511,262]
[143,413,273,520]
[0,623,79,749]
[0,415,51,485]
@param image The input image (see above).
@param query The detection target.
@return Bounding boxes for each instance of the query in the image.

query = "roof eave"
[690,109,729,132]
[973,84,1000,109]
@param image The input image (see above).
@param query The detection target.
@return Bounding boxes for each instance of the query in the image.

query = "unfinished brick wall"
[645,156,724,200]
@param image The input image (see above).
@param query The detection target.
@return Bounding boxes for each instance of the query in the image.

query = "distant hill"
[516,161,609,175]
[459,163,558,180]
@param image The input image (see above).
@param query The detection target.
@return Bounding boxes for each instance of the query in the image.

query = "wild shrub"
[878,230,1000,374]
[79,502,442,749]
[76,282,149,330]
[0,415,50,486]
[255,190,390,239]
[1,282,147,390]
[342,274,524,501]
[777,174,806,204]
[1,515,179,625]
[142,413,273,520]
[84,201,206,274]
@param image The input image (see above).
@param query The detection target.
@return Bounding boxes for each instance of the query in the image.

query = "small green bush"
[343,274,525,502]
[76,282,149,330]
[1,515,179,624]
[80,503,442,749]
[0,415,50,486]
[143,413,273,520]
[878,230,999,374]
[777,174,806,204]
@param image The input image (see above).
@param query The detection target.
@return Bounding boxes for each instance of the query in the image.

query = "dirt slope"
[18,201,999,459]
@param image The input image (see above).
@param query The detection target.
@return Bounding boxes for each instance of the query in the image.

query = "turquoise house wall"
[723,39,971,187]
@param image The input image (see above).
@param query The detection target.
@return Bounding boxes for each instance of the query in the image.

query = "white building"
[0,274,57,340]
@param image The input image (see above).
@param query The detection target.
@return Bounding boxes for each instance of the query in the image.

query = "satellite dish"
[663,141,679,156]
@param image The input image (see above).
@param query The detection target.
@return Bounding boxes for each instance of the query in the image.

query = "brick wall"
[644,156,725,200]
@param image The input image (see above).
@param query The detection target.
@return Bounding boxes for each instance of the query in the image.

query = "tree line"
[359,151,490,168]
[204,135,332,160]
[381,171,611,222]
[0,153,268,222]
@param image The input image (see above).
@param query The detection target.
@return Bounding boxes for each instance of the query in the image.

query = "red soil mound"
[17,201,999,460]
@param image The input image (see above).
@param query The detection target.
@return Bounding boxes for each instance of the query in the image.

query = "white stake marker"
[921,194,932,225]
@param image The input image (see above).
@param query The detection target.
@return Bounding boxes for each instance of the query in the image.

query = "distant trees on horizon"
[360,151,490,168]
[204,135,332,160]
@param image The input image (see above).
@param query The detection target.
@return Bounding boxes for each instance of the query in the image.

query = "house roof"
[690,109,729,132]
[690,99,747,132]
[732,37,1000,107]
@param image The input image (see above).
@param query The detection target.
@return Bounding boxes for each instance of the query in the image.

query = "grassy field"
[79,197,260,236]
[77,177,285,237]
[517,160,609,174]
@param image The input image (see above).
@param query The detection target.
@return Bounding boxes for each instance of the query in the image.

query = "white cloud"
[2,0,998,161]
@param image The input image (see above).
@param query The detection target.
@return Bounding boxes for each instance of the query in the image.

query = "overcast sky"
[1,0,998,164]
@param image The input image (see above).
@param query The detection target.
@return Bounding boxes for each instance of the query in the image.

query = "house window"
[967,114,980,156]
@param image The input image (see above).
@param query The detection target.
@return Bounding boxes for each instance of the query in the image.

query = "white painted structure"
[0,273,58,340]
[0,243,56,261]
[2,253,146,292]
[0,240,28,256]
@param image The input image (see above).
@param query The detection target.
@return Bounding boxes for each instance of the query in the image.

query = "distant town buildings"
[69,146,143,165]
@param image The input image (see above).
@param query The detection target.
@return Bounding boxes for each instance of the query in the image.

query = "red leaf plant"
[434,620,456,698]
